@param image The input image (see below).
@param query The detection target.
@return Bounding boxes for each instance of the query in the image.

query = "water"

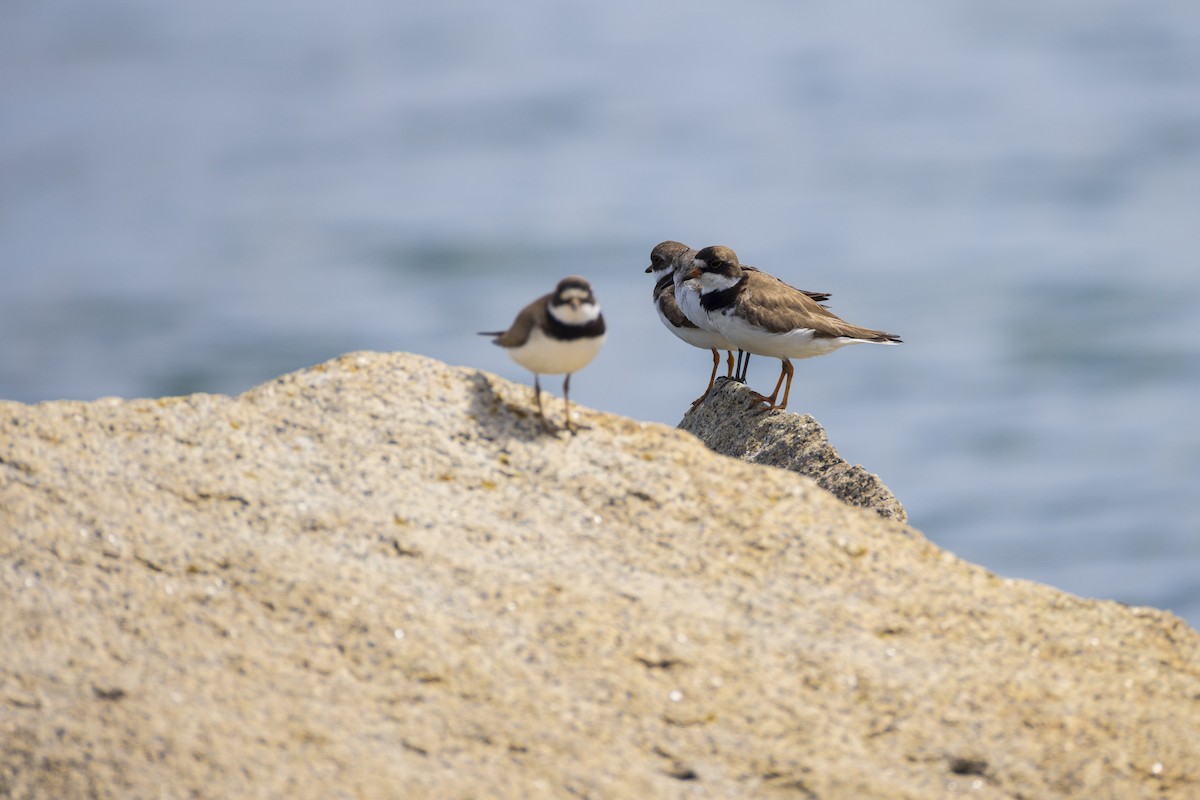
[3,0,1199,626]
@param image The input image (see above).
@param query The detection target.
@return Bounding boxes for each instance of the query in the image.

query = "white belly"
[656,305,734,351]
[713,312,870,360]
[508,327,605,375]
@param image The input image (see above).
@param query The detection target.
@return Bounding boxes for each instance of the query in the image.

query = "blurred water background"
[3,1,1199,626]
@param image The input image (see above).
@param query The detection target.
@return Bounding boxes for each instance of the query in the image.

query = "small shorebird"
[479,276,606,433]
[684,245,899,411]
[646,240,739,406]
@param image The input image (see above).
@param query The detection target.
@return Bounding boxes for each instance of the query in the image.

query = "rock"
[1,351,1197,799]
[679,377,907,522]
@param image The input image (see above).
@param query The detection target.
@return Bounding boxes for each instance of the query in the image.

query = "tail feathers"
[839,330,902,344]
[478,331,509,348]
[833,323,902,344]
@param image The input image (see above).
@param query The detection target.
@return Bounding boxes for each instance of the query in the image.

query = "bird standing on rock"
[682,246,900,411]
[645,240,739,406]
[650,241,834,407]
[479,276,606,433]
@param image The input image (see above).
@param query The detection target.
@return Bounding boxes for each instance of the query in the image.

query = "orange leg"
[772,360,795,411]
[764,360,788,406]
[690,349,721,407]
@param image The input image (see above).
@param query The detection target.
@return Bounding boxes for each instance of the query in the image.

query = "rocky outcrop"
[680,377,907,521]
[2,351,1198,799]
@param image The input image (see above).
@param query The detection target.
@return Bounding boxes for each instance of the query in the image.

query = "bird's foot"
[560,413,590,435]
[746,391,786,415]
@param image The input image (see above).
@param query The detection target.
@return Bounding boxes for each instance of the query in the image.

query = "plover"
[675,247,831,386]
[646,240,739,406]
[686,245,899,411]
[479,276,606,432]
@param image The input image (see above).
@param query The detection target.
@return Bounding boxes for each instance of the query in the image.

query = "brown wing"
[482,291,551,348]
[741,272,899,341]
[742,266,830,304]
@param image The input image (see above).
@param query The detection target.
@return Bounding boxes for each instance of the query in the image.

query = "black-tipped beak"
[644,264,654,274]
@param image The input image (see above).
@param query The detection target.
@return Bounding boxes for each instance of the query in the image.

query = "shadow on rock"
[467,371,564,443]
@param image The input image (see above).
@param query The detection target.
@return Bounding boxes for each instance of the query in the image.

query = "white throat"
[697,270,740,295]
[548,301,601,326]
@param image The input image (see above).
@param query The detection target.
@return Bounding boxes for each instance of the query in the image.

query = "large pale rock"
[2,351,1197,799]
[680,378,907,522]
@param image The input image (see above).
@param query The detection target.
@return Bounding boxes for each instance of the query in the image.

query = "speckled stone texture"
[2,351,1198,799]
[679,377,907,522]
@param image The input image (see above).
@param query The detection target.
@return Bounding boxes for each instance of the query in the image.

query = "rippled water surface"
[3,1,1199,624]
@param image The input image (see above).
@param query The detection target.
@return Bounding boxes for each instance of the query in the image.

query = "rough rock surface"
[2,351,1198,799]
[679,378,907,522]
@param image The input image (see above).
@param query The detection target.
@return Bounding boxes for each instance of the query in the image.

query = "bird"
[479,276,606,433]
[675,247,832,390]
[646,241,739,406]
[674,250,832,385]
[684,245,899,411]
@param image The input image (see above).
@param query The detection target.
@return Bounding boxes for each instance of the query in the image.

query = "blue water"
[3,1,1199,626]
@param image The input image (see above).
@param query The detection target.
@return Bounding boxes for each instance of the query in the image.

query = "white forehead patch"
[559,288,591,302]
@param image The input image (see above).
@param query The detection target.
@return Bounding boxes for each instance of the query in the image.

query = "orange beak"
[686,267,700,280]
